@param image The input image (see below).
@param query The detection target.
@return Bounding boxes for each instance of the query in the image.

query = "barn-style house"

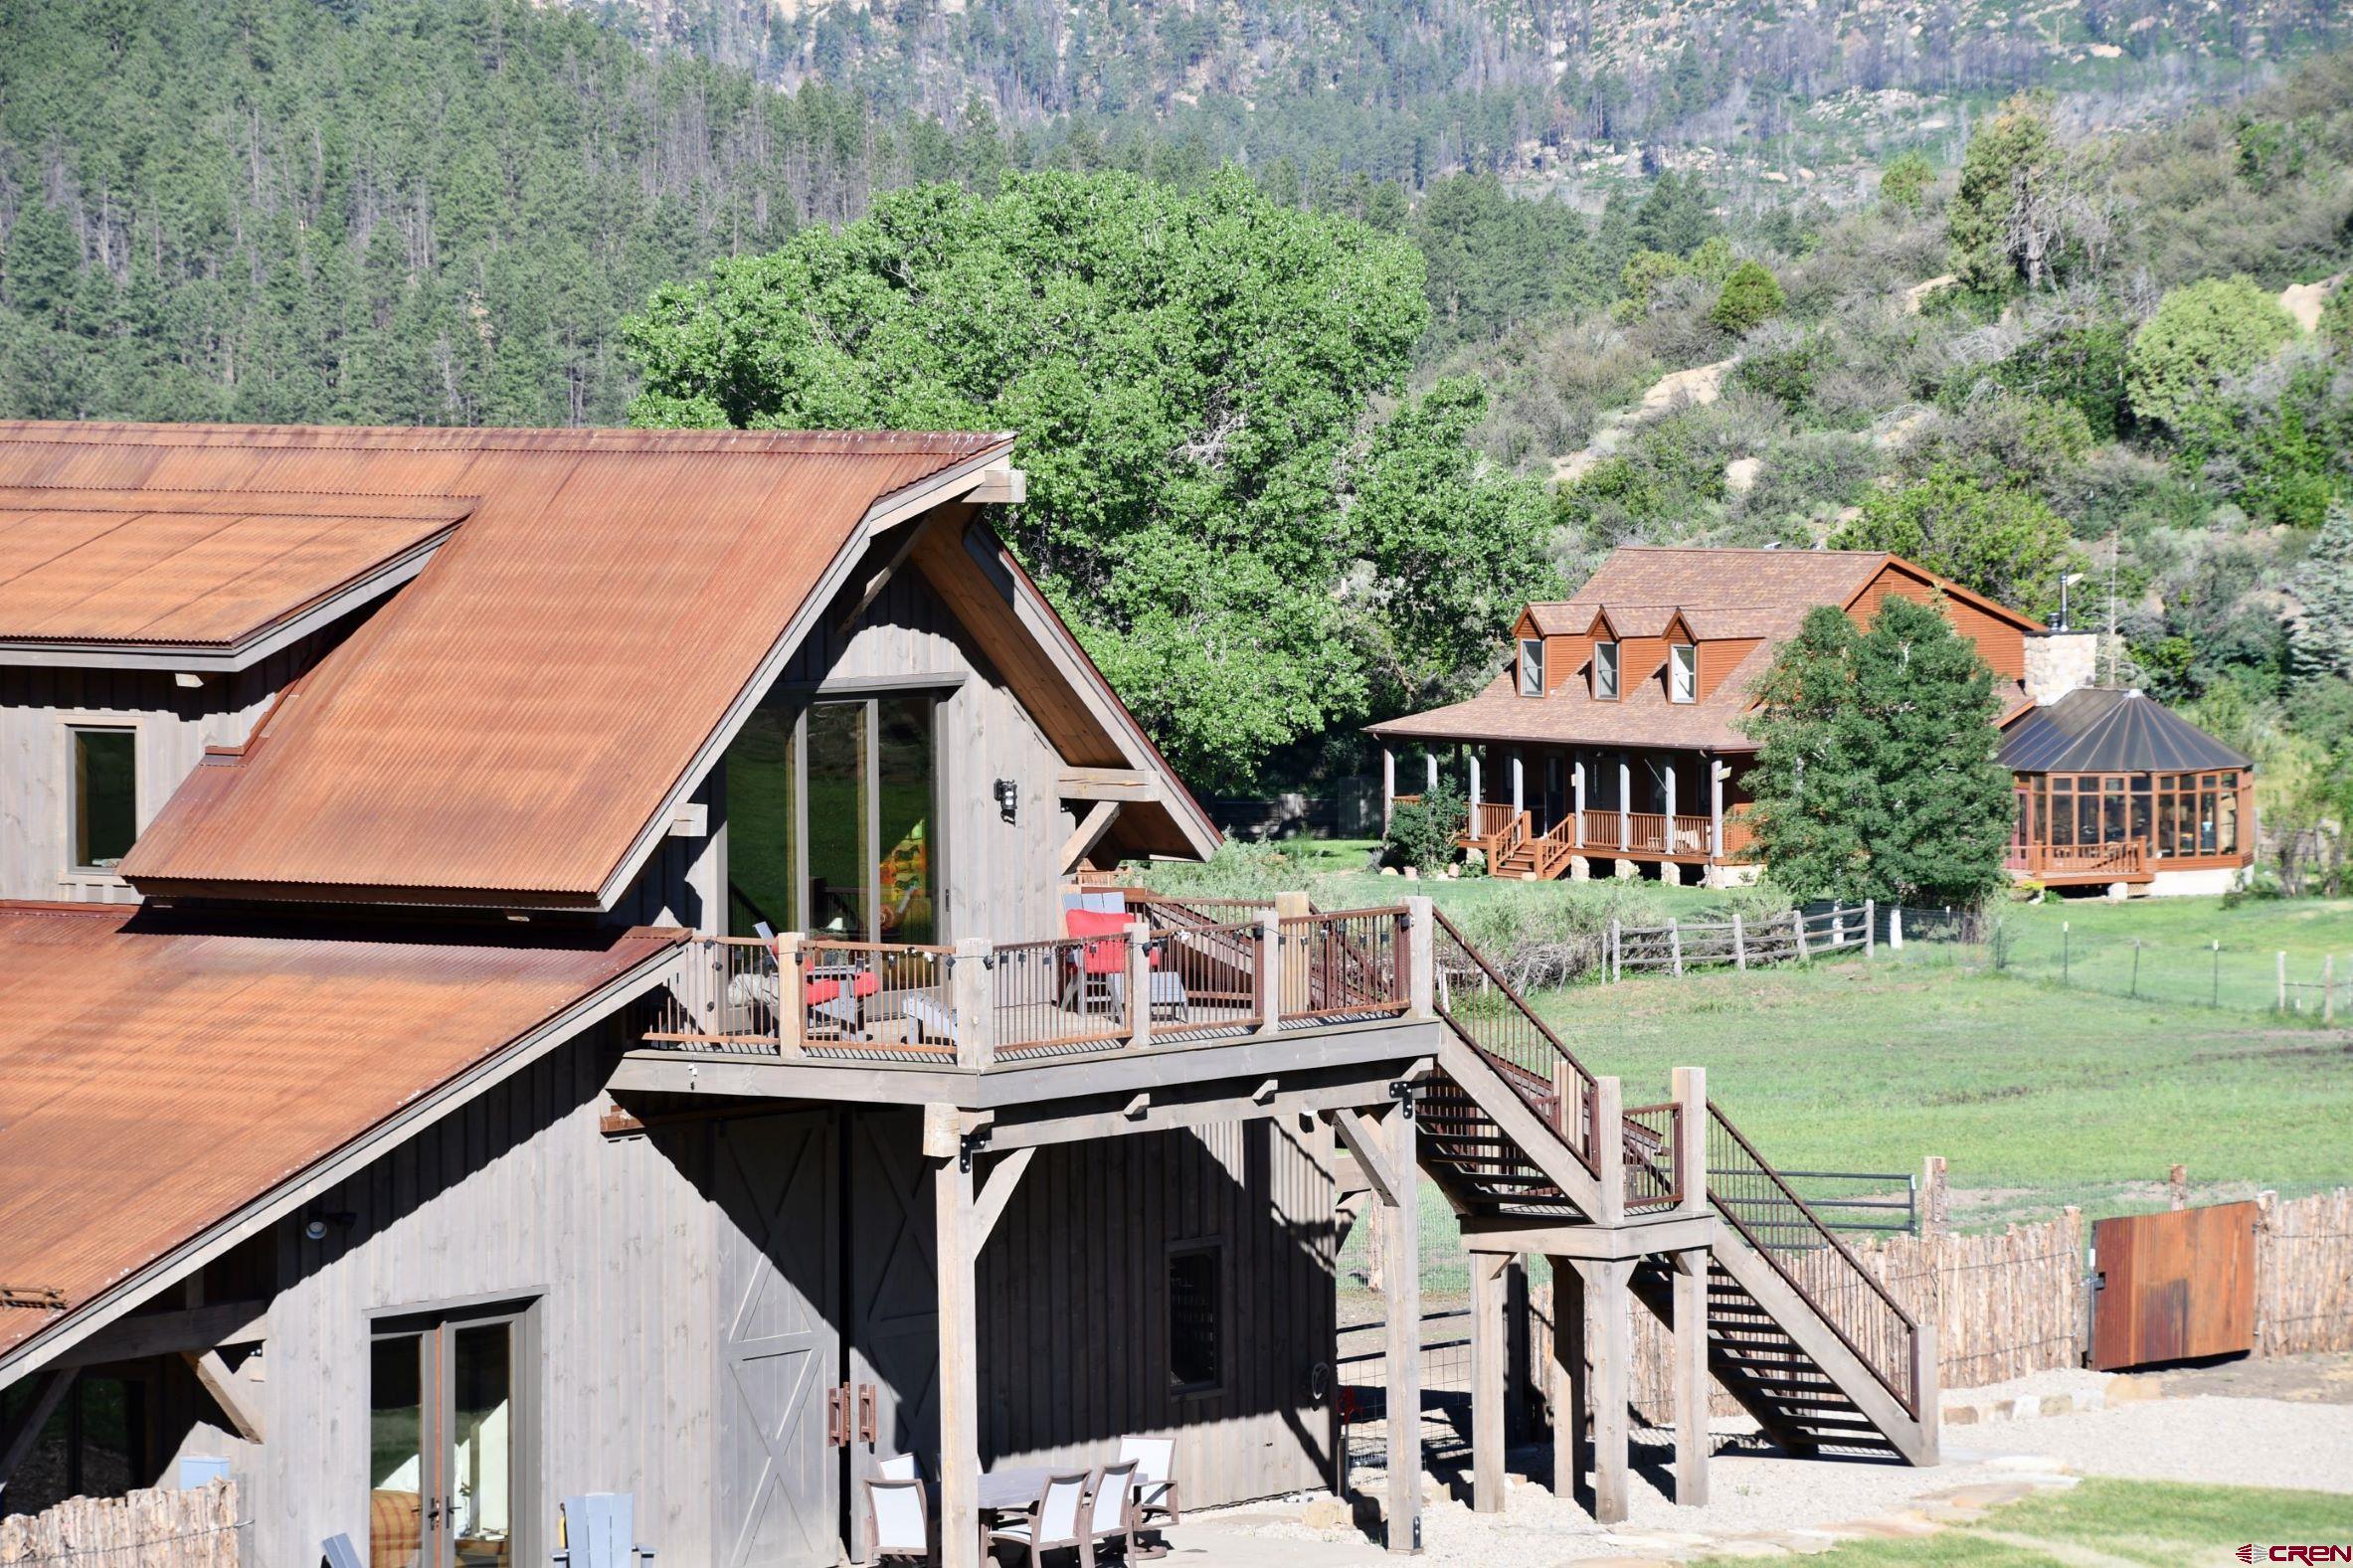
[1,423,1932,1567]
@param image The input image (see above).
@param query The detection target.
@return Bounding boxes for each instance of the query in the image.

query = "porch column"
[1617,756,1632,865]
[1710,753,1723,858]
[1510,752,1525,818]
[1572,753,1586,847]
[1383,746,1396,830]
[1382,1100,1423,1553]
[1548,1257,1589,1502]
[933,1127,982,1568]
[1591,1258,1633,1525]
[1425,752,1439,794]
[1470,1252,1510,1513]
[1469,749,1483,813]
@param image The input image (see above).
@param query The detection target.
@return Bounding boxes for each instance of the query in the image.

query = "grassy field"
[1971,894,2353,1017]
[1697,1477,2353,1566]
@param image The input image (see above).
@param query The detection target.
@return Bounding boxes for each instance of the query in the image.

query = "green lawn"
[1971,894,2353,1017]
[1697,1477,2353,1566]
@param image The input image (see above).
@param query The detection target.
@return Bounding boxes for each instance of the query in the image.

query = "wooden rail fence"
[0,1481,240,1566]
[1606,901,1874,980]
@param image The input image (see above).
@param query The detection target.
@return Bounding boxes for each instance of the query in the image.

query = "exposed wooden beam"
[1331,1108,1402,1209]
[181,1349,264,1444]
[935,1153,982,1568]
[44,1301,269,1371]
[1059,800,1121,873]
[970,1147,1035,1255]
[983,1066,1419,1152]
[1056,767,1158,800]
[970,461,1026,504]
[837,509,947,634]
[0,1370,72,1486]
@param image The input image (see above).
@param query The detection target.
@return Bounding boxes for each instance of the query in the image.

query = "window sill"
[58,870,131,892]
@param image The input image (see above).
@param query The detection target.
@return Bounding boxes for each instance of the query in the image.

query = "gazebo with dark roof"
[1996,688,2255,885]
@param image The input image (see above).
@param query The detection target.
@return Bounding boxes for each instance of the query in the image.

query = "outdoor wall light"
[995,778,1018,824]
[302,1210,357,1241]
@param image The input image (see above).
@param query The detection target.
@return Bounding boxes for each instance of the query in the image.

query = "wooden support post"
[1254,909,1281,1035]
[2277,951,2287,1011]
[1511,752,1526,817]
[1617,756,1631,859]
[1609,919,1621,983]
[934,1141,983,1568]
[1591,1258,1633,1526]
[1709,755,1724,861]
[0,1369,72,1488]
[1425,753,1440,794]
[1594,1076,1625,1228]
[1890,907,1903,952]
[1572,755,1586,848]
[1125,920,1153,1051]
[1382,1100,1422,1553]
[2169,1163,2189,1211]
[1551,1059,1579,1154]
[1866,898,1877,958]
[1404,895,1436,1018]
[776,932,807,1060]
[1910,1312,1941,1467]
[1471,1252,1510,1514]
[1791,908,1807,962]
[1730,912,1747,971]
[1383,747,1396,831]
[952,939,996,1070]
[1549,1257,1589,1503]
[1504,1258,1531,1445]
[1668,918,1683,977]
[1671,1066,1707,1217]
[1671,1249,1709,1507]
[182,1348,264,1443]
[1275,890,1312,1023]
[1922,1155,1949,1237]
[1469,750,1482,813]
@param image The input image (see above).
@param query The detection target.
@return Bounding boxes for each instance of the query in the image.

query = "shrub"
[1880,150,1934,213]
[1989,322,2133,440]
[1381,780,1465,872]
[2125,276,2299,431]
[1710,261,1786,335]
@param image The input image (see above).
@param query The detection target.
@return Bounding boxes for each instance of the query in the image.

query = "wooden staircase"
[1416,907,1937,1467]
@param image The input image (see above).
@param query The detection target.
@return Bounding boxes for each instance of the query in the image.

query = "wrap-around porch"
[1380,743,1755,884]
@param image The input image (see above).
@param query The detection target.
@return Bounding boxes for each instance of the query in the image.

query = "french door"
[368,1305,531,1568]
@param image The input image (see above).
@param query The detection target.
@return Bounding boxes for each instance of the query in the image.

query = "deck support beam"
[1549,1257,1588,1504]
[1591,1257,1633,1525]
[0,1369,72,1489]
[1379,1097,1422,1553]
[934,1136,983,1568]
[1470,1252,1510,1513]
[1672,1248,1711,1507]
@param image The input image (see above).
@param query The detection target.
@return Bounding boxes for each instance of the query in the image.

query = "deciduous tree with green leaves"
[624,170,1554,788]
[1740,598,2012,905]
[1830,465,2080,617]
[2125,276,2299,432]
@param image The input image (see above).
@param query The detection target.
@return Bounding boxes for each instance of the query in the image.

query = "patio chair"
[877,1452,921,1481]
[1116,1437,1178,1556]
[903,990,959,1047]
[552,1492,655,1565]
[983,1469,1091,1568]
[1082,1458,1140,1563]
[320,1536,363,1568]
[863,1476,930,1564]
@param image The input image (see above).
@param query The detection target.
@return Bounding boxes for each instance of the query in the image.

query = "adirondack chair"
[320,1535,363,1568]
[552,1492,656,1565]
[1059,893,1186,1021]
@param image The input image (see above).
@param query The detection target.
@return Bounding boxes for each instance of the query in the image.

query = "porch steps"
[1414,907,1937,1474]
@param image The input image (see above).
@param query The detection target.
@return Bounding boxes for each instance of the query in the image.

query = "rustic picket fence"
[0,1481,239,1566]
[1605,900,1874,979]
[2257,1188,2353,1357]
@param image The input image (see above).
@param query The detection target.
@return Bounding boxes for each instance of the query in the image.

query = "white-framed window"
[1518,638,1545,696]
[67,725,138,875]
[1591,641,1620,701]
[1670,643,1698,704]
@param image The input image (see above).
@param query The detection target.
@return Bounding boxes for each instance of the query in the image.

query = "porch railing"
[2006,841,2146,877]
[642,906,1410,1068]
[1428,908,1598,1172]
[1620,1100,1684,1212]
[1467,801,1518,844]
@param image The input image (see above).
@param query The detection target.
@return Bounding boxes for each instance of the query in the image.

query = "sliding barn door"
[845,1110,942,1505]
[714,1114,842,1567]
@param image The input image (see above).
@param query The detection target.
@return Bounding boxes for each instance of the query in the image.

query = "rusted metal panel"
[2090,1201,2258,1370]
[0,421,1010,904]
[0,900,681,1365]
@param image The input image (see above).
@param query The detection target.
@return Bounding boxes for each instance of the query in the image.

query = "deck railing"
[2006,841,2146,877]
[1428,908,1599,1171]
[1706,1102,1921,1417]
[1620,1100,1684,1212]
[643,907,1407,1069]
[1468,801,1518,843]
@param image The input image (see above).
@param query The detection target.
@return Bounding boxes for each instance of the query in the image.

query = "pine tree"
[2292,501,2353,687]
[1742,598,2011,904]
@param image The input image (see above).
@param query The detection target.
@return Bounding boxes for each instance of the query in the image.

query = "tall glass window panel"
[1518,638,1544,696]
[1670,643,1697,703]
[2050,780,2075,847]
[370,1335,427,1568]
[1592,642,1620,700]
[874,697,937,945]
[71,728,136,871]
[726,699,800,938]
[451,1323,513,1566]
[805,702,870,939]
[2218,774,2240,854]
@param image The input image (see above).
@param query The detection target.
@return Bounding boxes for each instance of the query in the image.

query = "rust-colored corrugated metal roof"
[20,422,1012,905]
[0,902,681,1366]
[0,489,466,650]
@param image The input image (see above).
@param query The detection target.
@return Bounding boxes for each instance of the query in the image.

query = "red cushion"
[804,970,882,1005]
[1063,908,1130,938]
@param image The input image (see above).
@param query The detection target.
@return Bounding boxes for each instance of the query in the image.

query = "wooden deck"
[1457,805,1756,877]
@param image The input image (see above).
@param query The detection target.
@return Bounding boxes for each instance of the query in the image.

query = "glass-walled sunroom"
[2009,769,2250,877]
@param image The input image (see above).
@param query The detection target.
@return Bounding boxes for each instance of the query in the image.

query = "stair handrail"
[1705,1101,1921,1416]
[1427,907,1602,1174]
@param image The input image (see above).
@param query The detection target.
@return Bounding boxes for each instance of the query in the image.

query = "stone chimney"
[2023,631,2098,704]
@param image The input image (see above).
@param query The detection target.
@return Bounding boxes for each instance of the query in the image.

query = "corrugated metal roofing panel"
[0,421,1011,905]
[1997,687,2254,774]
[0,902,681,1364]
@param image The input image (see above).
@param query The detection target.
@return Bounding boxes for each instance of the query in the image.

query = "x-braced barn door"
[845,1111,942,1524]
[715,1113,842,1567]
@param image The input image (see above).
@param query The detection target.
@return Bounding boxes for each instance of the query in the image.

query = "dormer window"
[1518,638,1544,696]
[1592,641,1620,701]
[1670,643,1697,704]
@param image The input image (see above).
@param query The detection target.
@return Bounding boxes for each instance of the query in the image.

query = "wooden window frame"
[1165,1237,1228,1400]
[368,1296,542,1568]
[56,716,145,890]
[1668,643,1697,704]
[1517,638,1544,697]
[1591,641,1620,702]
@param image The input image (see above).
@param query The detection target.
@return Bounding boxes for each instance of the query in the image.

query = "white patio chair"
[877,1452,920,1481]
[552,1492,655,1564]
[863,1476,929,1564]
[984,1469,1090,1567]
[1083,1458,1140,1562]
[1116,1437,1178,1556]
